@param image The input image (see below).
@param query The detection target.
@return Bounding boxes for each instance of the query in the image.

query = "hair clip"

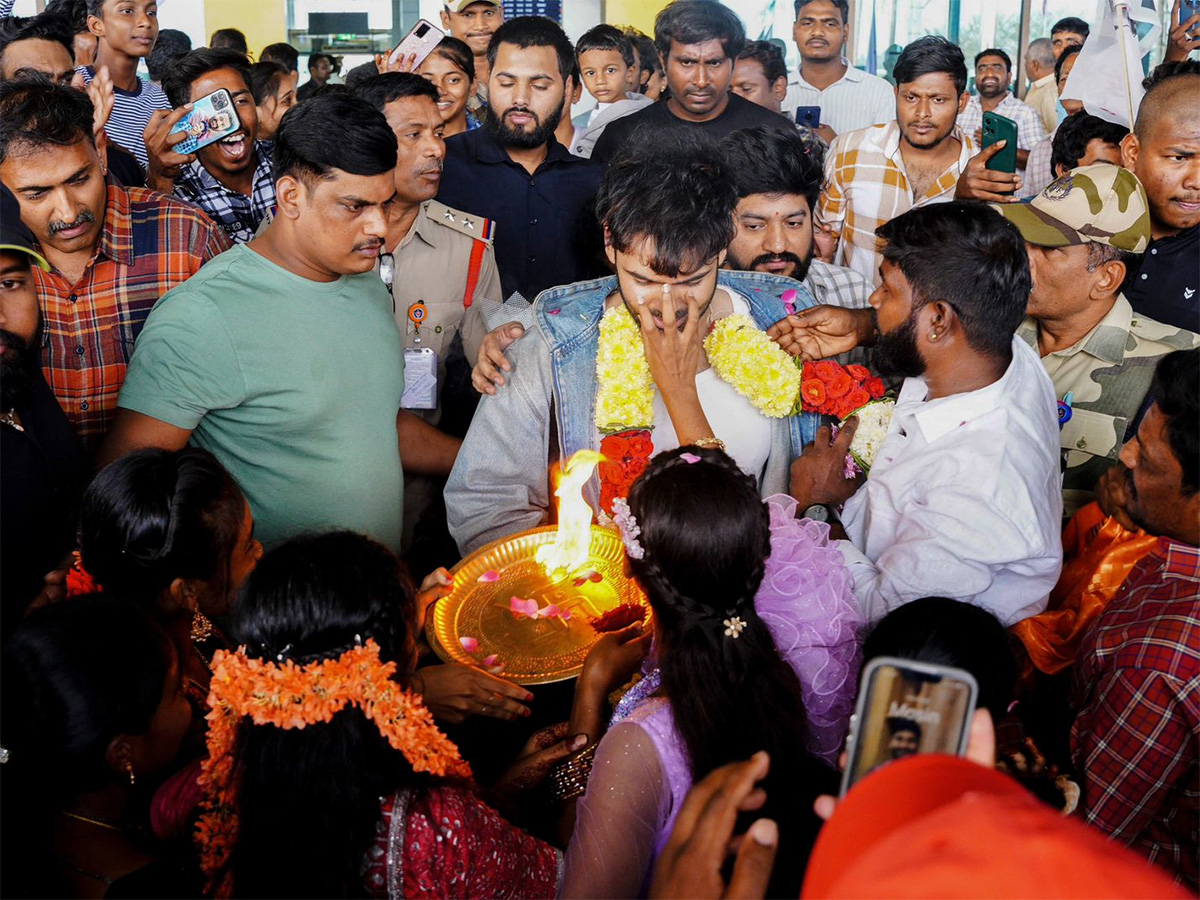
[723,616,746,639]
[610,497,644,560]
[275,643,292,662]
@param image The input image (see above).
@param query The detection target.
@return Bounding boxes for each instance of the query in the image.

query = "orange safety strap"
[463,239,487,309]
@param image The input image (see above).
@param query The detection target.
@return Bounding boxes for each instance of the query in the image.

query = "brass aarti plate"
[427,526,648,685]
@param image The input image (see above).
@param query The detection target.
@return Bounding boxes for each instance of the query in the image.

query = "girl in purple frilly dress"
[561,448,861,899]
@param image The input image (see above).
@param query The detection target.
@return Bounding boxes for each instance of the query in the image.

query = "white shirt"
[650,293,772,482]
[837,337,1063,627]
[956,93,1047,160]
[783,62,895,136]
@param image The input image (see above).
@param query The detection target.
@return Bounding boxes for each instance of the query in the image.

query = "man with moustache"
[818,36,976,287]
[436,16,604,307]
[440,0,503,116]
[956,49,1044,171]
[101,93,436,554]
[788,203,1062,627]
[0,79,229,451]
[591,0,783,163]
[0,184,85,630]
[148,48,276,244]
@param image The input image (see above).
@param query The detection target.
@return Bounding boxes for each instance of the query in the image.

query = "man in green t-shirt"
[101,93,461,552]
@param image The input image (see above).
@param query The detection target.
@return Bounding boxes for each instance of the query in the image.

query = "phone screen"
[839,657,977,796]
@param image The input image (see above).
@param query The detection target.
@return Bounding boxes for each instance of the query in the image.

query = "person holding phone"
[439,0,503,116]
[956,48,1045,171]
[416,37,481,136]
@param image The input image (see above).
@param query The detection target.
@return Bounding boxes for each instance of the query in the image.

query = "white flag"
[1060,0,1162,129]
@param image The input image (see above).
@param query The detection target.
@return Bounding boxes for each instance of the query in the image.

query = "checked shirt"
[1071,538,1200,891]
[33,184,231,448]
[174,141,276,245]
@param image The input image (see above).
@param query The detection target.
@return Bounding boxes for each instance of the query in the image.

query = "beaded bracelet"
[550,742,598,802]
[692,436,726,453]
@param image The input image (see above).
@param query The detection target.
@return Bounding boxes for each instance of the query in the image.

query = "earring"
[929,331,939,341]
[126,761,135,786]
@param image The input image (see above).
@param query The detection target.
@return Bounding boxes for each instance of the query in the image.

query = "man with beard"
[817,36,976,287]
[445,131,821,554]
[0,79,230,451]
[955,49,1044,171]
[788,202,1062,627]
[146,48,276,244]
[100,93,434,555]
[0,185,85,630]
[436,16,604,308]
[590,0,783,163]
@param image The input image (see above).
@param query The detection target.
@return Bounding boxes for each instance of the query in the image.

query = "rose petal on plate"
[510,596,539,618]
[482,654,499,667]
[588,571,603,583]
[459,636,479,653]
[477,570,500,583]
[680,452,701,464]
[573,568,602,586]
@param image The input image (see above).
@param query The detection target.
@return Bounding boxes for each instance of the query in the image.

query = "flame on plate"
[535,449,604,578]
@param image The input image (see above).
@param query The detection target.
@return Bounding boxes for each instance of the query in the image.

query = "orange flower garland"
[65,551,102,597]
[196,640,471,897]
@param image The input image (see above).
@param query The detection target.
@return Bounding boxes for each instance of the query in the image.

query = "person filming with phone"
[955,48,1045,172]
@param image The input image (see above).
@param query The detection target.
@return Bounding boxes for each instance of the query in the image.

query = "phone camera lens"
[213,93,228,110]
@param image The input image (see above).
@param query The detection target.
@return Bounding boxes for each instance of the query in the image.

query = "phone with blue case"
[795,106,821,129]
[169,89,241,155]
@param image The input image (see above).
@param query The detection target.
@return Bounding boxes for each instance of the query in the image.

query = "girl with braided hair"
[561,447,860,898]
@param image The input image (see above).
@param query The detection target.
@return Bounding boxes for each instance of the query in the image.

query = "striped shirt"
[33,184,231,448]
[1021,127,1057,199]
[956,93,1047,160]
[783,63,895,136]
[77,67,170,170]
[1071,538,1200,891]
[817,120,976,286]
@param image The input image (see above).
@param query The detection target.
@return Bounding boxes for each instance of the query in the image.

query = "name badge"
[401,347,438,410]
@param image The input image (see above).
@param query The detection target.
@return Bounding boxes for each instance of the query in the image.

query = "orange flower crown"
[195,639,471,897]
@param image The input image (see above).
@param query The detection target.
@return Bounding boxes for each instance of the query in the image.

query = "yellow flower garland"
[593,307,801,434]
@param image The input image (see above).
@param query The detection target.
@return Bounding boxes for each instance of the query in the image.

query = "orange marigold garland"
[195,640,471,897]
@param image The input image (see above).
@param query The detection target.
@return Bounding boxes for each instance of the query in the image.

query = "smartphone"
[982,110,1019,176]
[839,656,978,797]
[388,18,444,69]
[169,89,241,155]
[795,106,821,129]
[1183,0,1200,32]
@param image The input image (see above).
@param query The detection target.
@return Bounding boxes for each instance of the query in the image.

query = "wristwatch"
[802,504,830,522]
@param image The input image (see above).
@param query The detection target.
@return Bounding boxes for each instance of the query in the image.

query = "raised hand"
[143,104,198,193]
[767,304,875,362]
[955,141,1022,203]
[410,662,534,723]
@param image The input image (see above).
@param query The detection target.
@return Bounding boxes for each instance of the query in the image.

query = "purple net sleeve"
[755,494,863,764]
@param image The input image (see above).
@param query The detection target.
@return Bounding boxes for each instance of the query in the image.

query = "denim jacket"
[445,270,820,554]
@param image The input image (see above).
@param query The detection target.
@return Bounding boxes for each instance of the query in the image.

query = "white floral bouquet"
[839,396,896,478]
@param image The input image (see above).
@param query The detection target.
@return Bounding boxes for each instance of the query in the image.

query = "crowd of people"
[0,0,1197,897]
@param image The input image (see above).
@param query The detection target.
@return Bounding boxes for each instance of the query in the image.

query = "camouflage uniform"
[999,164,1200,518]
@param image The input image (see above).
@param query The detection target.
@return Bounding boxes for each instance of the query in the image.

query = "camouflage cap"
[994,164,1151,253]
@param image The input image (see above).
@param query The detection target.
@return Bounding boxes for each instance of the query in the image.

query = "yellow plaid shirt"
[818,120,976,286]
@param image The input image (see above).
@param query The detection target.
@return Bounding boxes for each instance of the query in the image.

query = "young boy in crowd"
[569,23,651,158]
[77,0,169,170]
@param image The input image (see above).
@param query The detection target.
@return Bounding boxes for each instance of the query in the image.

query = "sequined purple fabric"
[756,494,862,764]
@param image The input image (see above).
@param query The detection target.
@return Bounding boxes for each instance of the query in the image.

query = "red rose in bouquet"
[800,360,887,418]
[599,429,653,514]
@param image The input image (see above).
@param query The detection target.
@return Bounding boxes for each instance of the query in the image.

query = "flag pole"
[1114,0,1137,128]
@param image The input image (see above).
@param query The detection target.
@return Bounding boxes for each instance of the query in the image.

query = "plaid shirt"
[173,141,276,245]
[34,184,231,449]
[1071,538,1200,891]
[956,93,1047,154]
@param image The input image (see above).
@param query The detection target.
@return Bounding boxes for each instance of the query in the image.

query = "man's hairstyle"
[486,15,575,84]
[209,28,248,55]
[1150,349,1200,495]
[597,129,737,277]
[247,60,290,105]
[1026,37,1054,69]
[793,0,850,23]
[161,47,251,110]
[576,24,635,69]
[974,47,1011,71]
[0,77,94,164]
[738,40,788,85]
[654,0,746,62]
[260,42,299,73]
[1051,16,1090,38]
[875,201,1030,359]
[352,72,439,114]
[342,60,380,92]
[273,90,397,183]
[43,0,89,36]
[893,35,968,95]
[0,14,75,69]
[1049,112,1128,176]
[307,51,334,71]
[146,28,191,81]
[1135,61,1200,139]
[1054,43,1080,84]
[718,124,825,211]
[430,36,476,81]
[632,33,662,76]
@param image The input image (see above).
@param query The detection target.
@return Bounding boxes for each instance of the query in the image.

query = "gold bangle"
[691,437,726,453]
[550,743,598,802]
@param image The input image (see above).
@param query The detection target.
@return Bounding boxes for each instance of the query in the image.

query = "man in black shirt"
[436,16,605,305]
[1120,62,1200,331]
[0,185,85,630]
[591,0,787,163]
